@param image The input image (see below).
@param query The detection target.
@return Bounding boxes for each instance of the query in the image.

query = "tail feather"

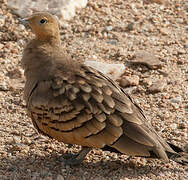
[167,151,188,165]
[102,141,188,165]
[167,143,188,165]
[168,142,183,153]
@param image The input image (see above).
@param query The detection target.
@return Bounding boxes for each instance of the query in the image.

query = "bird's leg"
[62,147,92,166]
[67,144,74,148]
[60,144,75,159]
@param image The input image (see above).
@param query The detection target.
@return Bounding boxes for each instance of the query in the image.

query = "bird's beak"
[19,18,30,26]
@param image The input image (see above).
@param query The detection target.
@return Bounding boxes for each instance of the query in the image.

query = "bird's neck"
[22,38,62,81]
[35,34,61,46]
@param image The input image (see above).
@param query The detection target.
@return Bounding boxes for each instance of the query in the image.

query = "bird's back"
[22,44,175,161]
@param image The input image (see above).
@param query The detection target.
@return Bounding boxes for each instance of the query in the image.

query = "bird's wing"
[26,64,175,159]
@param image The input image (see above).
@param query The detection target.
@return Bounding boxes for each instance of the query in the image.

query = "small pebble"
[0,15,5,26]
[126,23,134,31]
[0,82,9,91]
[170,123,178,129]
[105,26,113,31]
[84,60,125,80]
[130,51,162,69]
[56,174,65,180]
[119,75,139,87]
[170,97,182,104]
[105,39,118,45]
[123,86,137,94]
[149,80,167,93]
[160,28,170,35]
[0,43,4,50]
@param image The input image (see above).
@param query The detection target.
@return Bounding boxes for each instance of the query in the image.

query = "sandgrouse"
[20,12,187,165]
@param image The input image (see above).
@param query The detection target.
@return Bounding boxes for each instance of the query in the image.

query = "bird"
[20,12,187,166]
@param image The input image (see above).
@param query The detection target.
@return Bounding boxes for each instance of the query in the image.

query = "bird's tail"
[167,143,188,165]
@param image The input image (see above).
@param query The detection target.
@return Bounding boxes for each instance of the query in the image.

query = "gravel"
[0,0,188,179]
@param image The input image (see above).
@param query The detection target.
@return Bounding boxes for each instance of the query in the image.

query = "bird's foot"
[63,156,85,166]
[61,147,91,166]
[61,153,78,160]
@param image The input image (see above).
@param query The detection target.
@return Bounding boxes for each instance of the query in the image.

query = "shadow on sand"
[0,151,185,180]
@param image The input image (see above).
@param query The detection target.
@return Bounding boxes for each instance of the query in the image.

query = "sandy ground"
[0,0,188,179]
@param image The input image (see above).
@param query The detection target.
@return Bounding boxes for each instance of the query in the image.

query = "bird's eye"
[39,19,47,24]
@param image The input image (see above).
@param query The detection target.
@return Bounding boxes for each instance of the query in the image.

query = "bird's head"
[20,12,60,42]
